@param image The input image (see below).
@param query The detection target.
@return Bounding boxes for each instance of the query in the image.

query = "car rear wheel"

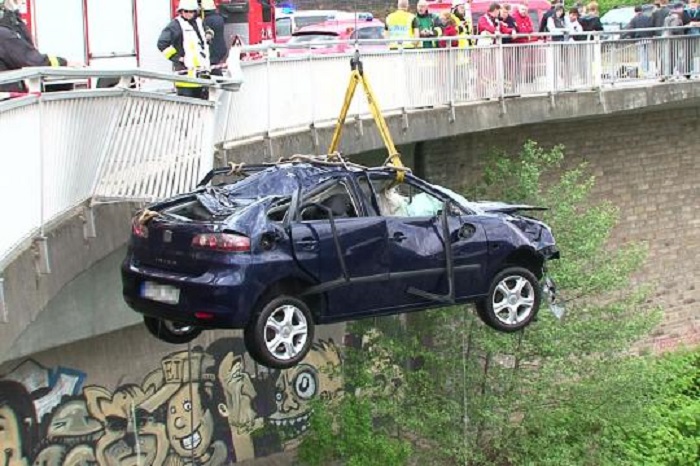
[245,296,314,370]
[143,316,202,344]
[476,267,541,332]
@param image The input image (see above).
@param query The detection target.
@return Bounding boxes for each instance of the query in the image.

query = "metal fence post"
[593,36,603,89]
[0,277,6,324]
[448,42,456,122]
[497,37,506,101]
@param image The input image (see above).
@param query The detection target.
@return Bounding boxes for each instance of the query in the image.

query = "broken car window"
[370,177,445,218]
[300,180,359,221]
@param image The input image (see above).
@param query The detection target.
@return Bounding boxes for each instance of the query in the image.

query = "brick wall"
[419,106,700,351]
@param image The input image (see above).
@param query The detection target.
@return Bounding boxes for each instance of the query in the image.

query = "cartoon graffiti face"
[85,386,168,466]
[216,353,259,435]
[269,341,343,436]
[46,400,102,446]
[166,384,214,459]
[0,406,27,466]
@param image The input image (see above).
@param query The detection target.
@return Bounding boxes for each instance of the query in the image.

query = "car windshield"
[296,15,333,29]
[288,33,339,44]
[430,184,481,213]
[601,7,635,24]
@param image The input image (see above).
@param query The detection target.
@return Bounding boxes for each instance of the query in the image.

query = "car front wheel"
[143,316,202,344]
[476,267,541,332]
[245,296,314,369]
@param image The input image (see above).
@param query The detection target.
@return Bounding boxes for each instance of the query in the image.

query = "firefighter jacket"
[385,10,418,49]
[451,12,474,48]
[203,10,227,65]
[157,16,211,88]
[0,19,67,92]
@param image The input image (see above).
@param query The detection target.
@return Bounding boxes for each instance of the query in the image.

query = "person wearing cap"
[0,0,70,93]
[385,0,419,49]
[157,0,213,99]
[201,0,227,75]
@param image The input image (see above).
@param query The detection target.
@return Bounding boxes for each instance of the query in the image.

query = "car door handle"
[391,232,407,243]
[297,238,318,250]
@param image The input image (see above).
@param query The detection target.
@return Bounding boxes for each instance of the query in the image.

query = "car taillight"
[191,233,250,252]
[132,220,149,239]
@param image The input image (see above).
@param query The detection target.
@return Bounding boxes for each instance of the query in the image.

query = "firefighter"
[157,0,213,99]
[0,0,69,93]
[385,0,419,50]
[450,0,474,48]
[201,0,226,75]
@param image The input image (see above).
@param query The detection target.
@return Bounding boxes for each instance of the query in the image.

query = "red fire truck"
[17,0,275,87]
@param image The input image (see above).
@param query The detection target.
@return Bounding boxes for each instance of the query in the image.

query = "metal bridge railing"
[1,32,698,272]
[0,68,240,272]
[222,33,700,146]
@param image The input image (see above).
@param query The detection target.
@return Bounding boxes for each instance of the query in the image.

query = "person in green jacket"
[415,0,441,48]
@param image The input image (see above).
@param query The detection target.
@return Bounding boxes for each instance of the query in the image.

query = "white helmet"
[201,0,216,10]
[177,0,199,11]
[0,0,21,11]
[452,0,465,6]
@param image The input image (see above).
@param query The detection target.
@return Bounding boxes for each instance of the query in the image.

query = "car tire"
[245,296,314,370]
[475,267,541,333]
[143,316,202,344]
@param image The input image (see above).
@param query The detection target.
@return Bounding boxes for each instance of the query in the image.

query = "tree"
[299,141,662,465]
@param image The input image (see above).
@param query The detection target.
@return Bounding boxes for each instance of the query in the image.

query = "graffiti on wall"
[0,338,343,466]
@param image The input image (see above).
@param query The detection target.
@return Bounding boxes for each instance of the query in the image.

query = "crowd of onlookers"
[383,0,700,48]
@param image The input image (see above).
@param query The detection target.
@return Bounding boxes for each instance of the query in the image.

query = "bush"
[299,141,665,465]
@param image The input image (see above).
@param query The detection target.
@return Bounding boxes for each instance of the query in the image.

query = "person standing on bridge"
[0,0,70,93]
[201,0,227,76]
[157,0,213,99]
[385,0,419,50]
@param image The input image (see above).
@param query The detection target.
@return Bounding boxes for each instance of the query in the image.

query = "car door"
[288,178,392,320]
[374,176,490,309]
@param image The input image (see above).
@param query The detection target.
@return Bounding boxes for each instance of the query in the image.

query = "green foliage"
[297,397,412,466]
[610,349,700,465]
[597,0,639,16]
[298,140,668,465]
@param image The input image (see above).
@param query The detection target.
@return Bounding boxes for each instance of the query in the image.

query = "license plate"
[141,282,180,305]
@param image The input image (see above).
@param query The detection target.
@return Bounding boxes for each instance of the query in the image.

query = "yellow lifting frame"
[328,52,406,184]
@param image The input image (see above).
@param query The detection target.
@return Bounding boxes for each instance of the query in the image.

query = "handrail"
[0,66,242,89]
[1,34,699,275]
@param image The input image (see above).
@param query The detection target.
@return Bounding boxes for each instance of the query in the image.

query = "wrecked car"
[121,161,560,369]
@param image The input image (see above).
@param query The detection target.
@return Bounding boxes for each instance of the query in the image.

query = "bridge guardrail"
[1,33,698,273]
[0,68,240,272]
[222,33,700,147]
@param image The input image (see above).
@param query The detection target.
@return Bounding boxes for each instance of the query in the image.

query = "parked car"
[279,16,387,57]
[601,6,637,36]
[122,160,560,369]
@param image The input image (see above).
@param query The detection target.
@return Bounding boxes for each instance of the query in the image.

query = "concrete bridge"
[0,37,698,465]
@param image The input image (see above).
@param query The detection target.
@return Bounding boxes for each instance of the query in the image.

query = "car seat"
[321,193,353,218]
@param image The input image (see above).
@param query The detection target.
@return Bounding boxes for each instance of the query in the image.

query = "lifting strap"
[328,51,405,184]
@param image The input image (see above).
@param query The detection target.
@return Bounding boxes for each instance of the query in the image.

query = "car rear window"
[296,15,333,29]
[288,33,339,44]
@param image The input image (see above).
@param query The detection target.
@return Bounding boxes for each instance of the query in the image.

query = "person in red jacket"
[477,2,514,40]
[512,4,540,85]
[439,11,459,48]
[512,4,537,43]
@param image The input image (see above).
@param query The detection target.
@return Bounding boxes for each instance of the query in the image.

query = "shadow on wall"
[0,338,343,466]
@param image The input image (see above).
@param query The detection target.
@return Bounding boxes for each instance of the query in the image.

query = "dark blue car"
[122,160,560,369]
